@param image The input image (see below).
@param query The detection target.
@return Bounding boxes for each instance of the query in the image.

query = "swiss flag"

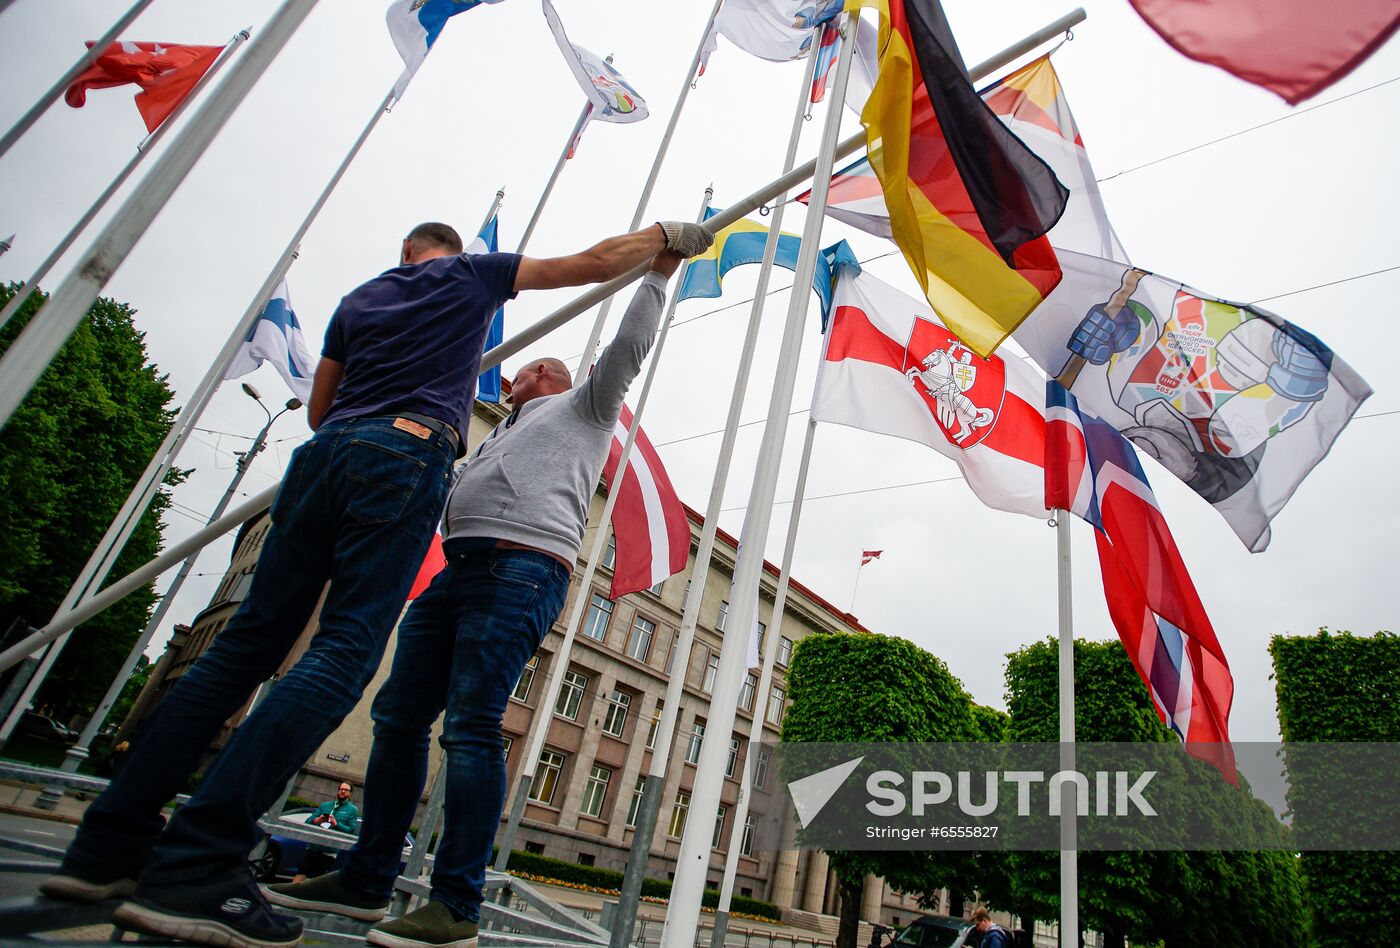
[65,41,224,133]
[601,405,689,600]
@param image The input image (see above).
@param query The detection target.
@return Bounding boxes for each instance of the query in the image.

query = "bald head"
[509,358,573,409]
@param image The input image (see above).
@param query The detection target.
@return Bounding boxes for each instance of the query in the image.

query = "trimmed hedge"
[495,849,782,921]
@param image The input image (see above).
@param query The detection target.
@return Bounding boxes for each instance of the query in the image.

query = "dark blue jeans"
[339,540,570,922]
[66,416,455,884]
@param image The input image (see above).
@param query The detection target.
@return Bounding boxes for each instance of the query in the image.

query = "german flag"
[851,0,1068,357]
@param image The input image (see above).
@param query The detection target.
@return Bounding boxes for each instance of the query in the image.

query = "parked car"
[249,808,414,882]
[890,915,977,948]
[19,712,78,743]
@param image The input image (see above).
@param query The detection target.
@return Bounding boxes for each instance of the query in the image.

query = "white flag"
[225,279,316,402]
[541,0,648,123]
[700,0,843,68]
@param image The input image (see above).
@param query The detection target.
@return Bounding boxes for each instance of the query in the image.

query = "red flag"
[860,550,883,566]
[407,534,446,600]
[601,405,689,600]
[1128,0,1400,104]
[65,41,224,133]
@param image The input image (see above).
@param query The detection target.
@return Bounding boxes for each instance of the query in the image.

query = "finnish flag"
[225,278,315,402]
[386,0,505,100]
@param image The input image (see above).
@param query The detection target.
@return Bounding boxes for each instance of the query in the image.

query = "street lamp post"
[38,385,301,801]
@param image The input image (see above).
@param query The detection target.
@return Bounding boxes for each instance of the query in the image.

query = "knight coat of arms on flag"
[901,322,1006,448]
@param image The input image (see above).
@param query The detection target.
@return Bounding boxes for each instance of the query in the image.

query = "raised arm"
[513,221,711,292]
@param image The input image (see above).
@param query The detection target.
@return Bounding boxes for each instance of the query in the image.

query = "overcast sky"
[2,0,1396,743]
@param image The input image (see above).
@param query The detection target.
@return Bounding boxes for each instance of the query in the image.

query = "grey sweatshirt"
[443,271,668,563]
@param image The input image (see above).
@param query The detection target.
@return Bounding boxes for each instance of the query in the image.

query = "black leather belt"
[390,412,462,458]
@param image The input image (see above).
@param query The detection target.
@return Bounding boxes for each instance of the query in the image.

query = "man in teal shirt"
[293,782,359,884]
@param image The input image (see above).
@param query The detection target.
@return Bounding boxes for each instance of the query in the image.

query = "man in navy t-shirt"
[44,218,714,948]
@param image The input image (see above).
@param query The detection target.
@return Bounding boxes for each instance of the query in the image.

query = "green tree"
[1271,628,1400,946]
[783,632,979,948]
[0,282,181,724]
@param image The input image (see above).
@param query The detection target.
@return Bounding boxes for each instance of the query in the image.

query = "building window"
[580,765,611,818]
[626,616,655,662]
[554,669,589,720]
[682,579,692,610]
[524,840,546,855]
[626,777,646,827]
[602,689,631,738]
[647,700,664,749]
[702,651,719,693]
[777,636,794,666]
[766,686,786,725]
[755,621,766,659]
[716,600,729,632]
[602,534,616,570]
[502,736,513,761]
[582,594,613,642]
[527,751,565,805]
[512,656,537,702]
[668,792,690,838]
[665,634,679,674]
[578,853,596,867]
[650,579,666,596]
[712,806,728,849]
[726,738,741,778]
[738,672,757,712]
[686,720,705,764]
[741,814,755,856]
[754,748,771,790]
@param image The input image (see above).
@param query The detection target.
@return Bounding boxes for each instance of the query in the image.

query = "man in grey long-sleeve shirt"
[265,251,682,948]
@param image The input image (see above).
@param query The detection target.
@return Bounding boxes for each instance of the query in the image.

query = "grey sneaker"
[264,870,388,921]
[39,870,137,903]
[367,900,478,948]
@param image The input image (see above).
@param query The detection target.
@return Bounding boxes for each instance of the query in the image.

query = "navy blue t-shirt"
[319,251,522,434]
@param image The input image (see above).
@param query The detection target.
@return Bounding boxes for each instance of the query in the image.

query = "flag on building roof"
[407,533,447,599]
[1015,249,1372,552]
[845,0,1067,358]
[65,41,224,133]
[809,20,843,102]
[466,214,505,403]
[543,0,648,123]
[602,404,689,600]
[386,0,503,100]
[860,549,883,565]
[224,278,316,402]
[1128,0,1400,105]
[812,267,1048,518]
[1046,381,1236,782]
[700,0,844,70]
[677,208,857,325]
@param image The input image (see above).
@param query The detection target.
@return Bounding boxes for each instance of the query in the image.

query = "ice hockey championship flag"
[846,0,1068,357]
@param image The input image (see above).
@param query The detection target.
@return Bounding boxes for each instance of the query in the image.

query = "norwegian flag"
[1046,381,1237,782]
[860,549,883,566]
[601,405,690,600]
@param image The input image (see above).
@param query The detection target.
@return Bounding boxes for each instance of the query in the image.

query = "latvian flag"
[602,404,690,600]
[1046,381,1237,782]
[860,549,883,565]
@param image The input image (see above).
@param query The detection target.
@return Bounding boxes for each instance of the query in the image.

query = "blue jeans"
[339,539,570,922]
[66,416,455,883]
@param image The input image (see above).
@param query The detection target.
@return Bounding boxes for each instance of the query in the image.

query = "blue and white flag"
[386,0,504,100]
[466,215,504,403]
[225,278,315,402]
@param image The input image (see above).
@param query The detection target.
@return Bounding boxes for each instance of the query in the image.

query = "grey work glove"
[656,220,714,258]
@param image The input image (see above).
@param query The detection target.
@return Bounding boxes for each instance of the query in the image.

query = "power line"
[720,474,966,514]
[653,409,809,448]
[1249,265,1400,305]
[1097,73,1400,184]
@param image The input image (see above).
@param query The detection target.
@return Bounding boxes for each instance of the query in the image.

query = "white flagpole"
[517,101,591,255]
[0,83,397,742]
[0,29,253,334]
[0,0,324,432]
[478,187,505,236]
[570,0,724,384]
[609,38,820,948]
[493,185,713,870]
[1057,510,1078,946]
[849,554,867,613]
[659,11,861,945]
[0,0,159,161]
[0,9,1088,679]
[710,417,818,947]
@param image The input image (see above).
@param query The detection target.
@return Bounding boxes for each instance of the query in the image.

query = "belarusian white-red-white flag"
[602,405,689,600]
[812,268,1048,518]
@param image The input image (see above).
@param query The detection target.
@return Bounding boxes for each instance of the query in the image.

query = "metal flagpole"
[518,102,591,255]
[659,12,860,945]
[710,418,818,947]
[0,9,1087,678]
[0,83,396,742]
[849,555,866,613]
[608,37,820,948]
[494,185,713,873]
[0,0,159,161]
[1057,511,1078,946]
[39,393,301,800]
[0,235,12,257]
[570,0,724,384]
[478,187,505,236]
[0,0,324,432]
[0,29,252,334]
